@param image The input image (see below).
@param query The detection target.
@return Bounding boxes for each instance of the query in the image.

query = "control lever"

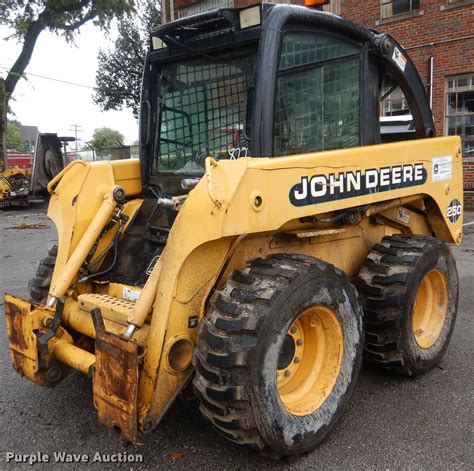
[158,195,187,211]
[181,178,200,190]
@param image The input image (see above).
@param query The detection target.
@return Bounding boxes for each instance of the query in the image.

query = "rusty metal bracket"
[4,294,68,387]
[5,296,39,380]
[93,329,142,444]
[37,298,64,355]
[90,307,105,331]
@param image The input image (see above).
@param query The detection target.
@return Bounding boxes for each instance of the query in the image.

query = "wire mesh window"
[154,52,256,174]
[274,33,360,156]
[279,33,359,70]
[446,73,474,156]
[381,0,420,19]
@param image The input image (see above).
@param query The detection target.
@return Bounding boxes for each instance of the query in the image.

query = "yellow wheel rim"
[277,306,344,416]
[412,269,448,349]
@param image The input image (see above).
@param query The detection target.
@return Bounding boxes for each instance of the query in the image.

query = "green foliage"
[94,0,161,119]
[0,1,134,41]
[6,119,27,152]
[0,1,135,168]
[90,126,125,156]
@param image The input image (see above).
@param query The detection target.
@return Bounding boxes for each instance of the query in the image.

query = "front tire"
[28,244,57,304]
[193,254,363,457]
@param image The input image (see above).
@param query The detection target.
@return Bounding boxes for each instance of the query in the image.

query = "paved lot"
[0,207,473,470]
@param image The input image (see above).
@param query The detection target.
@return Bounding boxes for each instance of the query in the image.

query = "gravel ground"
[0,207,473,470]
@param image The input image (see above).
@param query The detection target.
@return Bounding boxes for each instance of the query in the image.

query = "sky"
[0,22,138,149]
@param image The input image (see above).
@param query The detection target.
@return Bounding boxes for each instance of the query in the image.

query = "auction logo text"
[5,451,143,465]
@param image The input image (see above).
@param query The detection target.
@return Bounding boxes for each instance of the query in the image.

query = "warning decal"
[432,156,452,182]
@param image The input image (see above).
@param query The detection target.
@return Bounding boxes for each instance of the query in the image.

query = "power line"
[0,65,94,89]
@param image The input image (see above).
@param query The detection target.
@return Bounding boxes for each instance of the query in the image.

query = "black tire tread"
[193,253,350,455]
[28,244,57,303]
[355,234,446,375]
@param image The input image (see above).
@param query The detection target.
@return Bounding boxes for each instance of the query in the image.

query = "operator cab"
[140,2,434,188]
[106,3,434,286]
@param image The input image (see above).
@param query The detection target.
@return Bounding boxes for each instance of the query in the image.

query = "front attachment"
[93,329,143,444]
[4,294,68,387]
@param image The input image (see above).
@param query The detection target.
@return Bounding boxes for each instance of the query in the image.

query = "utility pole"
[69,124,83,155]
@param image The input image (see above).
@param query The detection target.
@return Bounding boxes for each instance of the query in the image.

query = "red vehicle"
[6,153,33,169]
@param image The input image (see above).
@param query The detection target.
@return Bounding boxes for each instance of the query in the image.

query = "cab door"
[251,19,379,156]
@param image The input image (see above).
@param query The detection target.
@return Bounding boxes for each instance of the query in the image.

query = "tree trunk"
[1,16,46,171]
[0,79,7,170]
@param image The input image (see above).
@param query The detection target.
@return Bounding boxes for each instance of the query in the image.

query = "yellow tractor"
[4,4,463,457]
[0,166,31,206]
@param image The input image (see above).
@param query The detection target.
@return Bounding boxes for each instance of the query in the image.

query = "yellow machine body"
[4,135,463,442]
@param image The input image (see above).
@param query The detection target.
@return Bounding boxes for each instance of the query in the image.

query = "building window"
[446,73,474,156]
[381,86,410,116]
[323,0,342,14]
[381,0,420,19]
[178,0,234,19]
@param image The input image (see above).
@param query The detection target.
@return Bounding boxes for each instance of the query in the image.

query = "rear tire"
[193,254,363,457]
[355,234,458,376]
[28,244,57,304]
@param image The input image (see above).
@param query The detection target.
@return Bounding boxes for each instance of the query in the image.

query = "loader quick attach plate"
[4,295,40,380]
[93,329,143,444]
[4,294,68,387]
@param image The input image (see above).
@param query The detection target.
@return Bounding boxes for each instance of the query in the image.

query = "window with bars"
[381,86,410,116]
[446,73,474,156]
[178,0,234,19]
[323,0,342,15]
[154,51,257,174]
[273,33,361,156]
[381,0,420,19]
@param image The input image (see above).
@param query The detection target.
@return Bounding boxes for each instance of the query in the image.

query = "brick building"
[160,0,474,205]
[337,0,474,207]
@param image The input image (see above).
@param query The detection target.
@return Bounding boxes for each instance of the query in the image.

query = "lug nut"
[290,326,297,334]
[284,370,291,377]
[46,366,62,383]
[294,357,301,364]
[143,420,153,432]
[296,339,303,346]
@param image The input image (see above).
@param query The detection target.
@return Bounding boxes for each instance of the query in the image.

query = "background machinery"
[0,133,65,208]
[0,165,31,207]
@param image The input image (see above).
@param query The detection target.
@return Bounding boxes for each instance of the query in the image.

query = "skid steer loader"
[4,3,463,457]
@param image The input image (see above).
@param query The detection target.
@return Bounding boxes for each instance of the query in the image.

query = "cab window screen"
[155,52,256,174]
[279,33,359,70]
[274,33,361,156]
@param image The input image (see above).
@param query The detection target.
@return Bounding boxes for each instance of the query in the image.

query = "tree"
[6,120,27,153]
[0,1,134,169]
[94,0,161,119]
[90,126,124,156]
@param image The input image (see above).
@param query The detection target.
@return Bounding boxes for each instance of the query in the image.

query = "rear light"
[304,0,331,6]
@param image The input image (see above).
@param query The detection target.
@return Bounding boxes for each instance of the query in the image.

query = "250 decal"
[447,199,462,223]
